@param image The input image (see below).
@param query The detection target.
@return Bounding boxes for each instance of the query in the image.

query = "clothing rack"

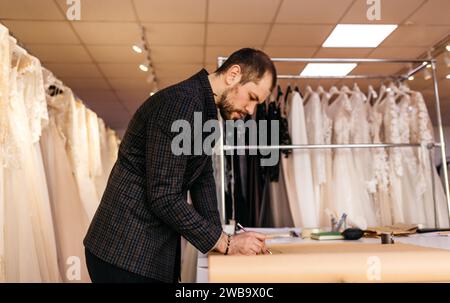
[216,56,450,228]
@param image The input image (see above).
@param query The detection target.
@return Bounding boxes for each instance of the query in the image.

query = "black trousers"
[85,249,164,283]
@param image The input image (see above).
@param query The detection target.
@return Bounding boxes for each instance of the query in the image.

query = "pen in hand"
[236,223,272,255]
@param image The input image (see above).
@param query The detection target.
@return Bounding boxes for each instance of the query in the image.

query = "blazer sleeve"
[145,106,222,254]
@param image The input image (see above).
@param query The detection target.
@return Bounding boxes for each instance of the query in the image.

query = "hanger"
[351,83,367,103]
[276,84,283,103]
[303,85,313,104]
[367,85,378,105]
[327,86,340,105]
[374,84,387,106]
[317,85,325,97]
[284,84,292,104]
[340,85,352,95]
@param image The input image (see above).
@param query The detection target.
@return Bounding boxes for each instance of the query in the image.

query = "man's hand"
[215,231,269,255]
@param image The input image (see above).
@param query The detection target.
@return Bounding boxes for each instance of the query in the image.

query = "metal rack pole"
[223,143,438,151]
[431,60,450,225]
[218,57,431,64]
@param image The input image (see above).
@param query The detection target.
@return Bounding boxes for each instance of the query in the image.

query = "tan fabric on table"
[209,242,450,283]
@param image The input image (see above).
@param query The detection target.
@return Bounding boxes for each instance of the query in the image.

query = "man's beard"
[217,85,244,120]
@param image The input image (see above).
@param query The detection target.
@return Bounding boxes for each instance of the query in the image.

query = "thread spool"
[381,233,394,244]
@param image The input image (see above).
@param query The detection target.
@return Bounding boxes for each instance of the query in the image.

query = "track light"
[447,74,450,79]
[408,75,414,81]
[445,54,450,68]
[132,44,143,54]
[139,63,149,72]
[446,45,450,52]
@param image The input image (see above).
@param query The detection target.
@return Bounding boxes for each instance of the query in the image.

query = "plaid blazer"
[84,69,223,283]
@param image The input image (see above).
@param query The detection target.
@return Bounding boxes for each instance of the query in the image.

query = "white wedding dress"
[284,91,318,228]
[328,91,369,229]
[3,41,60,282]
[410,92,450,228]
[304,92,327,225]
[40,86,91,282]
[369,96,392,225]
[0,23,10,282]
[349,91,378,227]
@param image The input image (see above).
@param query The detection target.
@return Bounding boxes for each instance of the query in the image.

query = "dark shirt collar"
[195,69,218,119]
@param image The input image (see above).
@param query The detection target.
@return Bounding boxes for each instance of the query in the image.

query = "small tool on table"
[236,223,273,255]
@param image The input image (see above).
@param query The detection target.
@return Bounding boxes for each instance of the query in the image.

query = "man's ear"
[225,64,242,86]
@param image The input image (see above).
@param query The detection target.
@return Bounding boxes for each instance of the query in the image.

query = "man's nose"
[246,103,257,116]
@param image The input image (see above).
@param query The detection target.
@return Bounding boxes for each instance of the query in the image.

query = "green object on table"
[311,231,344,241]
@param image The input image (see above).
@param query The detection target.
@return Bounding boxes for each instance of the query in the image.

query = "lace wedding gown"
[3,41,60,282]
[328,92,370,229]
[410,92,450,228]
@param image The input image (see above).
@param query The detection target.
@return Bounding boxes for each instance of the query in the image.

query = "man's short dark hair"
[215,48,277,91]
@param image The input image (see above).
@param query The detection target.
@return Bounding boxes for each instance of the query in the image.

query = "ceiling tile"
[350,63,406,76]
[152,63,203,78]
[205,46,263,64]
[2,21,79,44]
[26,44,92,63]
[144,23,205,46]
[98,63,147,79]
[276,0,353,24]
[116,89,151,113]
[43,63,103,78]
[87,45,145,63]
[263,46,318,58]
[61,77,110,90]
[380,25,450,47]
[408,0,450,25]
[157,77,188,89]
[72,22,141,45]
[204,64,217,74]
[134,0,206,22]
[207,24,269,46]
[209,0,280,23]
[341,0,426,24]
[55,0,136,21]
[0,0,64,20]
[151,46,203,64]
[108,78,154,91]
[314,48,373,58]
[266,25,333,46]
[408,73,436,90]
[274,62,307,75]
[367,46,428,58]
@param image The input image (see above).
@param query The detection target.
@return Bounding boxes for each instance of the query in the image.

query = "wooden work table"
[197,228,450,283]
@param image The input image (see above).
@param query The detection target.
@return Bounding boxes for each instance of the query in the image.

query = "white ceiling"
[0,0,449,131]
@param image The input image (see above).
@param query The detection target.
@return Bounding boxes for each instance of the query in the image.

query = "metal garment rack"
[216,56,450,228]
